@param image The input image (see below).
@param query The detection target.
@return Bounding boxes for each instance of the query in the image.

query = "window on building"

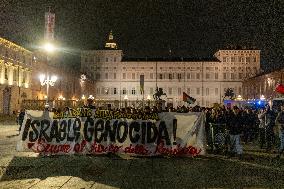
[178,88,181,95]
[131,88,136,95]
[114,73,116,79]
[246,57,250,63]
[215,88,218,95]
[13,69,17,81]
[150,88,153,94]
[215,67,218,70]
[159,74,163,80]
[206,101,209,107]
[206,73,210,79]
[105,73,108,79]
[22,71,26,83]
[187,88,190,94]
[114,57,117,62]
[196,73,200,79]
[197,88,200,95]
[114,88,117,95]
[104,88,109,95]
[96,73,100,80]
[106,58,108,62]
[223,73,227,80]
[223,57,227,62]
[187,73,190,79]
[150,73,153,79]
[85,58,87,62]
[231,73,235,80]
[96,88,100,95]
[5,68,8,79]
[177,73,182,80]
[122,88,127,95]
[132,73,135,79]
[252,57,256,62]
[215,73,218,79]
[169,73,172,80]
[168,87,172,95]
[191,73,195,79]
[239,73,243,79]
[231,57,235,62]
[206,88,209,95]
[123,73,126,79]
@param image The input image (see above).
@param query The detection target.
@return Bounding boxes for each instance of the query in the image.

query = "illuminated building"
[82,32,260,108]
[0,37,32,114]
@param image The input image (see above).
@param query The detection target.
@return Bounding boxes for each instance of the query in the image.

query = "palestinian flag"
[183,92,196,104]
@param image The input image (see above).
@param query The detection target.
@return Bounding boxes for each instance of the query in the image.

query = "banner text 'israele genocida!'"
[18,109,205,156]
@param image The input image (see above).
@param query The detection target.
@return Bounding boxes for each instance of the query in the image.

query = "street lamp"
[43,43,55,53]
[124,95,128,108]
[147,95,151,107]
[260,95,265,101]
[40,74,57,108]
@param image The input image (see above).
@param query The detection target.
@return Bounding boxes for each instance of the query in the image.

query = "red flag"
[276,84,284,94]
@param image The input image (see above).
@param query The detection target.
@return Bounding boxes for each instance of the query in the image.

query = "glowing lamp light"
[147,95,151,100]
[81,95,86,100]
[236,95,242,101]
[44,43,55,53]
[58,95,64,100]
[44,95,47,99]
[124,95,128,100]
[260,95,265,101]
[88,95,94,100]
[39,74,45,83]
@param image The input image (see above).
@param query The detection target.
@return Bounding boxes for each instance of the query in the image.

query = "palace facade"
[0,37,33,114]
[0,37,96,114]
[81,32,261,108]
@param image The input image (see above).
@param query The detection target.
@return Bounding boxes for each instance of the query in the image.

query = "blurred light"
[39,74,45,83]
[260,95,265,101]
[44,43,55,53]
[88,95,94,100]
[81,95,86,100]
[147,95,151,100]
[124,95,128,100]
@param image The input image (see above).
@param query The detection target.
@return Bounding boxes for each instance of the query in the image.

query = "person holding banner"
[18,109,25,132]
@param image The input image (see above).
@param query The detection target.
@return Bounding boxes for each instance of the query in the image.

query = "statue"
[153,87,167,101]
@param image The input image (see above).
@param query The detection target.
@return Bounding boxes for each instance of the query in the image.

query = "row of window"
[93,72,252,80]
[0,48,31,65]
[84,56,118,63]
[96,87,242,96]
[222,56,257,63]
[0,66,27,83]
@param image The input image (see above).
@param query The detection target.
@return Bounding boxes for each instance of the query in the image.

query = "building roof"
[0,37,32,53]
[121,57,221,62]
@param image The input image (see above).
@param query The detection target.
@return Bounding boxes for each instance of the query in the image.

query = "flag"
[140,75,144,95]
[276,83,284,94]
[183,92,196,104]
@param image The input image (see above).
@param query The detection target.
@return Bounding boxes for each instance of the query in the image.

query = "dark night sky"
[0,0,284,71]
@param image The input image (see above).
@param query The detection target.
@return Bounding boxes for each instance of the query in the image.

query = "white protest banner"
[17,109,206,156]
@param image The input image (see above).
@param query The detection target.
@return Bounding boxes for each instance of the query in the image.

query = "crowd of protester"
[204,104,284,159]
[17,99,284,159]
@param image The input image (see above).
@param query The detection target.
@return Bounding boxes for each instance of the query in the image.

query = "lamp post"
[40,74,57,108]
[124,95,128,108]
[41,42,56,109]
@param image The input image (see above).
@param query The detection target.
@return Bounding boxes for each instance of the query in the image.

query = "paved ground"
[1,125,284,189]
